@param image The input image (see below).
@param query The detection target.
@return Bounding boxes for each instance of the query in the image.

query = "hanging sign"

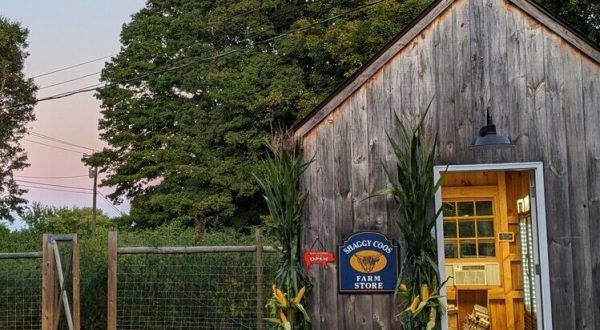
[338,231,398,293]
[304,251,335,269]
[303,237,335,270]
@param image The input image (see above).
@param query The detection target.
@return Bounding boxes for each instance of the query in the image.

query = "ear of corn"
[409,296,421,312]
[275,287,287,307]
[420,284,430,301]
[292,287,306,305]
[426,308,437,330]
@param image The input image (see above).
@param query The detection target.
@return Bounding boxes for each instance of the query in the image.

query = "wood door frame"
[434,162,552,330]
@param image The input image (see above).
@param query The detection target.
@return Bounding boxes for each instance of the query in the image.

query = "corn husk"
[409,296,421,312]
[421,284,430,301]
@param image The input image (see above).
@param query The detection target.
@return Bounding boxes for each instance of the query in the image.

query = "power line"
[31,5,277,93]
[20,182,126,215]
[28,6,266,81]
[29,131,97,151]
[24,139,87,154]
[98,192,126,216]
[20,184,93,195]
[38,71,101,90]
[31,55,114,79]
[15,174,89,179]
[2,0,386,110]
[15,179,93,191]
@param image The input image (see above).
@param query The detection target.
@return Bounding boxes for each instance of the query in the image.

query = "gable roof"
[293,0,600,139]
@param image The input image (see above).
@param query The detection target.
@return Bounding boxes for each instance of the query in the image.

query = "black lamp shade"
[470,109,513,149]
[471,134,512,149]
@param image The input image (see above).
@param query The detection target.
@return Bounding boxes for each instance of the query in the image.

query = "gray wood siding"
[300,0,600,328]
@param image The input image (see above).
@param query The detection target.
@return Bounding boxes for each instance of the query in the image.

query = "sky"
[1,0,147,229]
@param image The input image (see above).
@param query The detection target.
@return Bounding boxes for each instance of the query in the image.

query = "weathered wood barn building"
[293,0,600,329]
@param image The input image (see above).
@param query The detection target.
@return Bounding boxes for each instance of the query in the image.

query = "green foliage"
[536,0,600,43]
[255,133,310,329]
[374,102,446,329]
[0,16,37,221]
[20,202,114,235]
[0,225,273,329]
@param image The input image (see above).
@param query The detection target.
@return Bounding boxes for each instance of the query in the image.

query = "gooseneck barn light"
[470,108,513,149]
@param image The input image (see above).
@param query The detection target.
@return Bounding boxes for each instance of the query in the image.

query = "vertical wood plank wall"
[300,0,600,328]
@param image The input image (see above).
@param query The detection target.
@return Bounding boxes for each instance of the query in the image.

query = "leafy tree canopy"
[0,17,37,221]
[90,0,599,231]
[537,0,599,43]
[21,202,113,234]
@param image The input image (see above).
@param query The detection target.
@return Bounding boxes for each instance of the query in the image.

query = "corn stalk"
[265,285,309,330]
[255,132,311,329]
[374,102,447,329]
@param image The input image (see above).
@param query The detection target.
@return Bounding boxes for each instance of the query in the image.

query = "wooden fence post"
[256,229,264,330]
[72,234,80,330]
[41,234,55,330]
[108,231,117,330]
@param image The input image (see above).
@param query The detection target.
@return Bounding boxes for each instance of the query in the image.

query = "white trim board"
[433,162,552,330]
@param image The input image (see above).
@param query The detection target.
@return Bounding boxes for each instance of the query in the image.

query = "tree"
[536,0,599,44]
[0,17,37,221]
[20,202,113,234]
[88,0,431,232]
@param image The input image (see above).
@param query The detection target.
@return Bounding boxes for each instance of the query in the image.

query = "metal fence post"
[256,229,264,330]
[108,231,117,330]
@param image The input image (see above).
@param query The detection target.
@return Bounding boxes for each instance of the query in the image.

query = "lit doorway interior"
[434,163,552,330]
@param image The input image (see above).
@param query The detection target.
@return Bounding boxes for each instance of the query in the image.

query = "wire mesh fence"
[0,255,43,330]
[114,244,278,329]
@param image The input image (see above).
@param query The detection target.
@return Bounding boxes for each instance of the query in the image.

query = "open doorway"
[434,163,552,330]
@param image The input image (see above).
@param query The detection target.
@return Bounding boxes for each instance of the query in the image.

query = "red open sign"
[303,251,335,269]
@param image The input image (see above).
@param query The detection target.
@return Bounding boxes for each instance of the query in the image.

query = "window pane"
[477,219,494,237]
[459,221,476,237]
[442,202,456,216]
[460,240,477,258]
[445,241,458,258]
[476,201,493,216]
[444,221,457,238]
[458,202,474,216]
[479,240,495,257]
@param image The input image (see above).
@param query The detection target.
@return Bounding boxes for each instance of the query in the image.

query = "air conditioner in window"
[444,263,500,286]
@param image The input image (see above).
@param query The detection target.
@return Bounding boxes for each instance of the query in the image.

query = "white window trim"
[433,162,552,330]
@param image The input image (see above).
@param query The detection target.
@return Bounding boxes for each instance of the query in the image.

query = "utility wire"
[38,71,101,90]
[20,184,93,195]
[29,131,97,151]
[98,192,126,216]
[2,0,386,110]
[31,55,114,79]
[28,5,268,80]
[32,3,281,93]
[15,174,89,179]
[24,139,87,154]
[15,179,93,191]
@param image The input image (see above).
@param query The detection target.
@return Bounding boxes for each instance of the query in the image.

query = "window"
[443,200,495,259]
